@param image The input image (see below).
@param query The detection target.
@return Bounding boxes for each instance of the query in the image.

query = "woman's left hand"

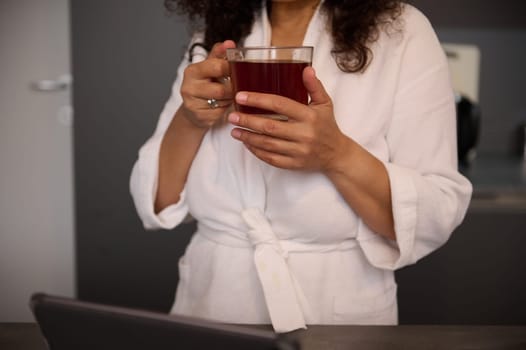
[228,67,350,173]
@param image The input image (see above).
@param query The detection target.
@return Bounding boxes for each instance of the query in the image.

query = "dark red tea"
[229,60,310,115]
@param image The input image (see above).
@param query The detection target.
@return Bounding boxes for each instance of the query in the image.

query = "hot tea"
[226,46,313,119]
[229,60,310,115]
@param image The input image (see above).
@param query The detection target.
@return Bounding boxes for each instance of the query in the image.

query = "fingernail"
[236,92,248,103]
[231,129,241,139]
[228,113,240,124]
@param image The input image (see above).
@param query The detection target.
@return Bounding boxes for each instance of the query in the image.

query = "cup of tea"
[226,46,313,120]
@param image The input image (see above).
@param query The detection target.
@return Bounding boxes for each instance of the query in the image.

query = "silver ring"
[207,98,219,109]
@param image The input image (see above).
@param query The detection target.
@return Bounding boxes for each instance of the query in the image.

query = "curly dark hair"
[165,0,404,73]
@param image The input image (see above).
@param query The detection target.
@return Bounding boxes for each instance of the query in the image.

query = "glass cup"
[226,46,313,120]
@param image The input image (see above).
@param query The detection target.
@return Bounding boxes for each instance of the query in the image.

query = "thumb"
[303,66,331,106]
[209,40,236,59]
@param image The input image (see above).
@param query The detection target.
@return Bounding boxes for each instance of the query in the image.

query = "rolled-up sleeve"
[130,36,206,230]
[357,8,473,270]
[129,79,187,230]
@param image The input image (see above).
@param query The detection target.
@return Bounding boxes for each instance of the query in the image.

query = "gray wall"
[436,28,526,155]
[411,0,526,28]
[71,0,193,311]
[411,0,526,155]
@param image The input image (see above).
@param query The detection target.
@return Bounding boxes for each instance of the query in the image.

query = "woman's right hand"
[179,40,236,129]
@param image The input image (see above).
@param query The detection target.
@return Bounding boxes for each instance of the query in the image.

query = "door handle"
[32,74,72,92]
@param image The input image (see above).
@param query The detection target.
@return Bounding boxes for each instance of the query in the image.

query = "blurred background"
[1,0,525,324]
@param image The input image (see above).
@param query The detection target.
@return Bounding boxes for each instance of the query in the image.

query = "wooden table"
[2,323,526,349]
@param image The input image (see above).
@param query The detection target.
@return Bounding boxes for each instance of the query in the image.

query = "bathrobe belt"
[197,208,358,333]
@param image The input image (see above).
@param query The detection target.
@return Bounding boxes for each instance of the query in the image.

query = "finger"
[234,92,309,122]
[208,40,236,60]
[183,96,233,113]
[185,40,236,80]
[184,80,233,101]
[228,112,300,141]
[193,99,233,111]
[186,58,231,80]
[197,97,233,110]
[231,127,299,154]
[182,98,232,126]
[244,143,300,170]
[185,93,233,112]
[302,66,331,106]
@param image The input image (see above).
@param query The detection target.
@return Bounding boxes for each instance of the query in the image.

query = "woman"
[130,0,472,332]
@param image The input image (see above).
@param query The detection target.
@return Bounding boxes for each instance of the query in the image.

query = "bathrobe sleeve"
[356,8,473,270]
[129,35,207,230]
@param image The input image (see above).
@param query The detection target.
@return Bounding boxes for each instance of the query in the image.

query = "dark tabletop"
[292,325,526,350]
[0,324,47,350]
[2,323,526,350]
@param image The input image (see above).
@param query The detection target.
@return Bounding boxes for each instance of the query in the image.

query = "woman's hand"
[227,66,350,174]
[228,66,395,239]
[180,40,236,129]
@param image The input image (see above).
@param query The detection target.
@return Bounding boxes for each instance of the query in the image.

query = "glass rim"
[226,45,313,52]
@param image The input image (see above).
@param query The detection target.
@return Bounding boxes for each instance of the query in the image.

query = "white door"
[0,0,75,321]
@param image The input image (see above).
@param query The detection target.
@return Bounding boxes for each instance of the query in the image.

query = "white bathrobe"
[130,3,472,333]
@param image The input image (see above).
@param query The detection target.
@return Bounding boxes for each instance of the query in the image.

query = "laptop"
[30,293,300,350]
